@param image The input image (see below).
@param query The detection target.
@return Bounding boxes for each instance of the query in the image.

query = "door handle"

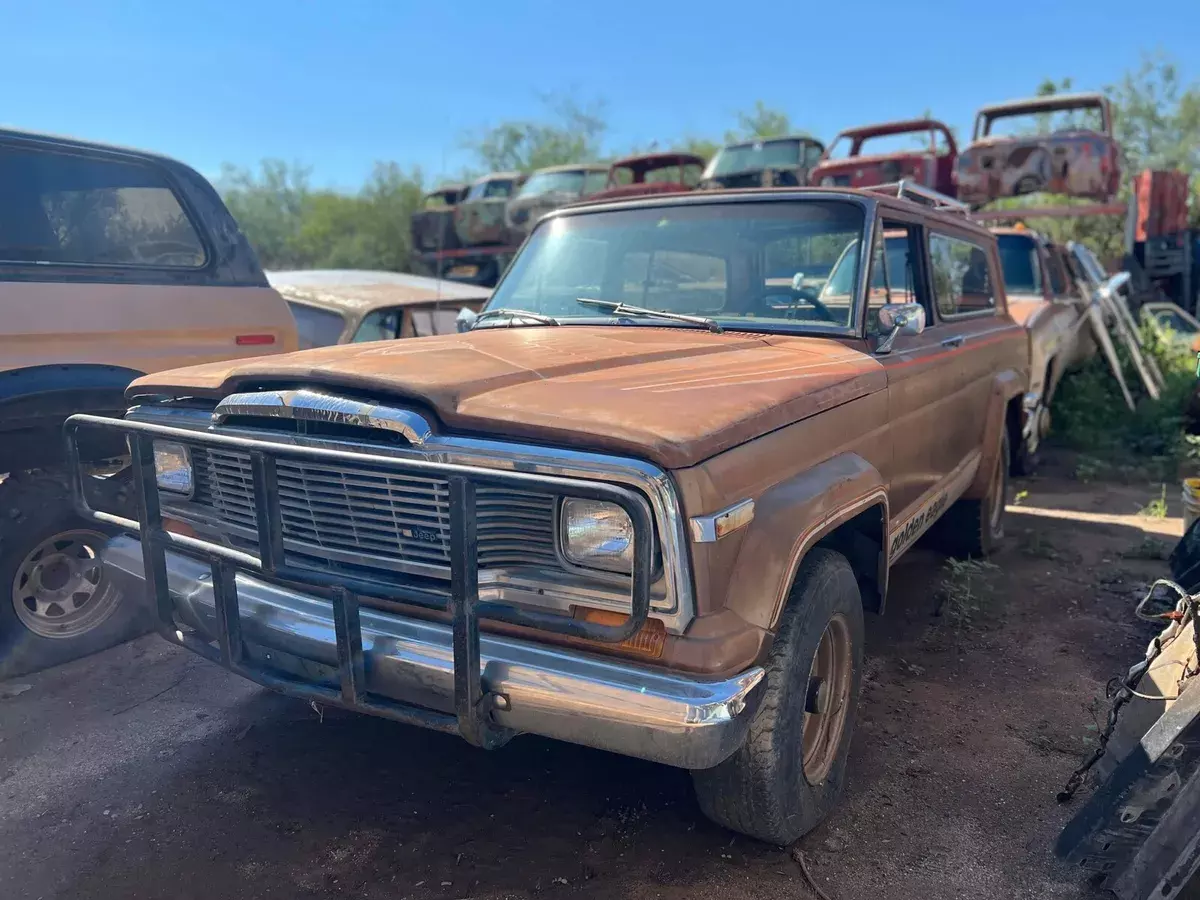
[941,335,965,349]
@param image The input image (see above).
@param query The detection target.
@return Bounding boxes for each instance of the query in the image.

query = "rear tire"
[930,429,1009,558]
[0,469,145,680]
[691,548,864,845]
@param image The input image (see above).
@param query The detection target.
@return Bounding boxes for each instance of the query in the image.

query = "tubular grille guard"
[65,414,655,749]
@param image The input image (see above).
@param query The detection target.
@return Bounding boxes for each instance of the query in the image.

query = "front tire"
[930,429,1009,558]
[691,548,864,845]
[0,469,144,679]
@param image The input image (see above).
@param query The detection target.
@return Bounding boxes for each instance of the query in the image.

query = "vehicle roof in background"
[719,133,822,149]
[530,162,610,174]
[977,92,1108,117]
[0,126,185,166]
[833,118,953,140]
[268,270,490,313]
[608,152,707,170]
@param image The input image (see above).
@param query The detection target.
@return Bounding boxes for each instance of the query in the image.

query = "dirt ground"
[0,454,1189,900]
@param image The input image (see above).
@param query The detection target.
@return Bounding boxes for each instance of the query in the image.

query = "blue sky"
[3,0,1197,189]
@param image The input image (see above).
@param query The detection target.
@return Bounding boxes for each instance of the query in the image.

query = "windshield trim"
[486,194,875,340]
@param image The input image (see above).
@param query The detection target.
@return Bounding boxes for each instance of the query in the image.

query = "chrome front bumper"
[103,536,763,769]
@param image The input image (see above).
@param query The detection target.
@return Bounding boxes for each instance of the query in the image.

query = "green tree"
[464,94,607,173]
[220,160,425,271]
[1108,51,1200,174]
[218,160,313,269]
[724,101,792,142]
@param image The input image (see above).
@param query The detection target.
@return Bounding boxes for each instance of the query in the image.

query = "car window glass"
[491,200,863,332]
[704,139,802,177]
[1045,249,1068,296]
[287,302,347,349]
[409,308,463,336]
[0,145,206,268]
[867,223,920,336]
[582,170,609,195]
[929,233,996,317]
[996,234,1042,295]
[1155,310,1192,332]
[353,308,402,342]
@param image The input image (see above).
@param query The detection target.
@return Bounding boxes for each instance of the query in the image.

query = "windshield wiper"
[575,298,724,334]
[472,308,560,328]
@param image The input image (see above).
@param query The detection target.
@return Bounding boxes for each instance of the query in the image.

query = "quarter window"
[353,308,402,342]
[929,233,996,317]
[0,145,206,268]
[287,303,347,349]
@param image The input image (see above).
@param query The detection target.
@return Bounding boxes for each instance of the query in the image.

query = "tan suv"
[75,182,1028,843]
[992,226,1097,472]
[0,128,296,678]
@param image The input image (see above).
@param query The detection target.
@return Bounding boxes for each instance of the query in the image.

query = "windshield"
[983,104,1105,138]
[466,178,514,201]
[705,139,803,177]
[485,200,865,332]
[1151,306,1199,334]
[996,234,1043,295]
[517,171,586,198]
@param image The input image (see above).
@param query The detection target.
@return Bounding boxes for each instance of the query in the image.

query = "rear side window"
[287,302,346,349]
[929,233,996,318]
[0,145,206,268]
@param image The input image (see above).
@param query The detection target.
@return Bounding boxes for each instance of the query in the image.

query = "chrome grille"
[188,447,557,578]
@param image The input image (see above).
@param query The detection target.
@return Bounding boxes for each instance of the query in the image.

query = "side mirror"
[1098,271,1131,299]
[875,302,926,354]
[456,307,479,332]
[791,272,806,293]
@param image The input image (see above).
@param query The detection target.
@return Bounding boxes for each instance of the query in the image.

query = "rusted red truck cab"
[810,118,958,196]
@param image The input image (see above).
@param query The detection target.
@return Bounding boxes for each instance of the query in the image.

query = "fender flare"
[0,364,144,421]
[721,453,889,633]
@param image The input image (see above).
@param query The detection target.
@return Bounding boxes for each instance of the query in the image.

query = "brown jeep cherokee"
[71,182,1028,844]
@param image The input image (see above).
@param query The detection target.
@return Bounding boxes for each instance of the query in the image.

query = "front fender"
[720,452,888,632]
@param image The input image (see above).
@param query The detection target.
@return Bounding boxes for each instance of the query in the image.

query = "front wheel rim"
[988,445,1007,532]
[11,529,119,639]
[802,614,854,784]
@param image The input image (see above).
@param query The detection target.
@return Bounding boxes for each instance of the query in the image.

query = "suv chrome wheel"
[11,528,119,639]
[802,614,854,784]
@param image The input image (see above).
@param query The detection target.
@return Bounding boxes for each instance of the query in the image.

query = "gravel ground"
[0,466,1188,900]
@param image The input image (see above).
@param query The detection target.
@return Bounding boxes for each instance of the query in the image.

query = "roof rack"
[863,180,969,214]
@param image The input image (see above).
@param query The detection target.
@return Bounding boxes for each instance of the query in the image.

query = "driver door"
[869,216,974,539]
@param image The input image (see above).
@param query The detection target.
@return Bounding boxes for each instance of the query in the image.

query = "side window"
[929,233,996,318]
[1044,247,1069,297]
[409,308,463,336]
[866,222,922,335]
[353,309,402,342]
[583,170,609,195]
[1048,246,1080,298]
[287,303,347,349]
[0,144,206,268]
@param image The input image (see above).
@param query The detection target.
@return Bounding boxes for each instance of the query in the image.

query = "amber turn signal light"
[162,518,197,538]
[572,607,666,659]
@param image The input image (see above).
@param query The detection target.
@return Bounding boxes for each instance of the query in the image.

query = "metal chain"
[1057,580,1196,803]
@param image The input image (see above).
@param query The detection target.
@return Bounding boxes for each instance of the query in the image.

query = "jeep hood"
[127,327,885,469]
